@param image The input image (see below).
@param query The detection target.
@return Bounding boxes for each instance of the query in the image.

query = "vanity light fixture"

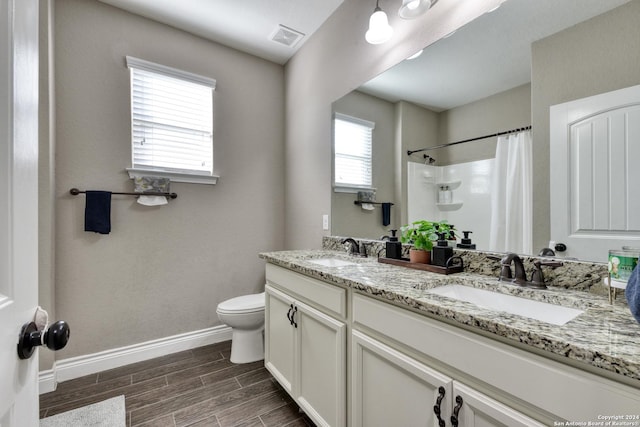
[366,0,440,45]
[398,0,437,19]
[365,0,394,44]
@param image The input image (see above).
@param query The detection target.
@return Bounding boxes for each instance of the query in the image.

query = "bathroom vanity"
[260,249,640,427]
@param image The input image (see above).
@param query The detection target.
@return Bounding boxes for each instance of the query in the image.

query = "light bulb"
[365,8,393,44]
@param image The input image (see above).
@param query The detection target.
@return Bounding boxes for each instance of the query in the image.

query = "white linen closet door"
[0,0,40,425]
[550,84,640,262]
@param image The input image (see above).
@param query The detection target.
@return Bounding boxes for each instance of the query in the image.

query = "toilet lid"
[217,292,265,314]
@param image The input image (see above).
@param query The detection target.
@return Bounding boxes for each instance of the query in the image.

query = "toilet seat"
[217,292,265,315]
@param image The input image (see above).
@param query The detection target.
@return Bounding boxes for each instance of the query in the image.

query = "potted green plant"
[400,220,439,264]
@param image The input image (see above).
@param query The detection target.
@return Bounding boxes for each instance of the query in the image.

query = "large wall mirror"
[331,0,639,262]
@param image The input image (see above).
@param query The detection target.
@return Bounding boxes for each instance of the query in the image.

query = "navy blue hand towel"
[84,191,112,234]
[626,264,640,323]
[382,202,392,226]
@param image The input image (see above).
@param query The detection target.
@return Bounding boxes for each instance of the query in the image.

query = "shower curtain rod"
[407,125,531,156]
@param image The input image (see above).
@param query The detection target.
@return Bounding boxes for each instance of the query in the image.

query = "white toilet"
[216,292,265,364]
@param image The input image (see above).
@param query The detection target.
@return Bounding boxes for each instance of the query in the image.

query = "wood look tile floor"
[39,341,316,427]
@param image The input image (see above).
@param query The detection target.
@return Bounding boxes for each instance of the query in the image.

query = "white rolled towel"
[137,195,168,206]
[134,176,170,206]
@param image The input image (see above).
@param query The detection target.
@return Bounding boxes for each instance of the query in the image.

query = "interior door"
[0,0,40,425]
[550,84,640,262]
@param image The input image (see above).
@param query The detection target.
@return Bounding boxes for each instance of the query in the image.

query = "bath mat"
[40,395,125,427]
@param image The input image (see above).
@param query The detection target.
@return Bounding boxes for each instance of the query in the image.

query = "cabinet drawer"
[266,264,347,319]
[353,293,640,422]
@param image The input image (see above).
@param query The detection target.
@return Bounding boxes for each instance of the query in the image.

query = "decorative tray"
[378,256,464,275]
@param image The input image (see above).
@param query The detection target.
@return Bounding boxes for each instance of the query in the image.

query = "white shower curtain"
[489,130,532,254]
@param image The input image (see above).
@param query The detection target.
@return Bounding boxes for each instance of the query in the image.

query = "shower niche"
[436,180,462,210]
[407,160,493,250]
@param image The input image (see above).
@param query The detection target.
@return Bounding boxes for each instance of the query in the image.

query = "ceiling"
[97,0,631,101]
[98,0,344,64]
[358,0,632,111]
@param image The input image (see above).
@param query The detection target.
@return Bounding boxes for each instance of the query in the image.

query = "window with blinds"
[333,113,374,189]
[126,57,216,182]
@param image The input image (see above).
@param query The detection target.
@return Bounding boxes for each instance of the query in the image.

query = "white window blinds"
[334,113,374,188]
[127,57,216,177]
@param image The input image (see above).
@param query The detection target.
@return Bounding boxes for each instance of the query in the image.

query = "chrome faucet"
[341,238,367,257]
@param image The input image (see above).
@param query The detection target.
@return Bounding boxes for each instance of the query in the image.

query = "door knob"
[17,320,70,360]
[554,243,567,252]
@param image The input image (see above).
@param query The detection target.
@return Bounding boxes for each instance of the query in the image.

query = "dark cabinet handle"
[291,306,298,328]
[450,395,463,427]
[433,386,446,427]
[17,320,70,360]
[286,304,294,325]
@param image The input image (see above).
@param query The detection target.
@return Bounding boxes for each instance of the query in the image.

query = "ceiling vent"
[270,25,305,48]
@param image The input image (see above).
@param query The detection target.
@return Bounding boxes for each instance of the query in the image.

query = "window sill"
[126,168,219,185]
[333,185,376,194]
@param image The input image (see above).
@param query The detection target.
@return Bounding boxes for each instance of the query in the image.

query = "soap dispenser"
[432,232,454,267]
[385,229,402,259]
[456,231,476,249]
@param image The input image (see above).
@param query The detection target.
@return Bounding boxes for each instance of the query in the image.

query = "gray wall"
[331,91,396,238]
[531,0,640,254]
[395,101,440,228]
[50,0,285,358]
[438,83,531,165]
[284,0,503,249]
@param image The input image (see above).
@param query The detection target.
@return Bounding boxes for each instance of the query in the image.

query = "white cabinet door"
[451,382,545,427]
[351,330,453,427]
[296,299,346,427]
[265,285,296,395]
[265,284,347,427]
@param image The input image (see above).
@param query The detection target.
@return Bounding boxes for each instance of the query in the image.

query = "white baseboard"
[39,369,57,394]
[39,325,232,394]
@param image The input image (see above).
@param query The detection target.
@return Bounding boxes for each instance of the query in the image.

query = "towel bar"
[353,201,393,206]
[69,188,177,199]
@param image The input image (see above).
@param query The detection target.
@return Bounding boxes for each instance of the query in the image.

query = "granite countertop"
[259,249,640,385]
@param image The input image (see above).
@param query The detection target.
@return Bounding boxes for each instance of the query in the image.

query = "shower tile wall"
[407,159,494,248]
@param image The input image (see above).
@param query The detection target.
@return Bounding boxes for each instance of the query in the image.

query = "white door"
[550,85,640,262]
[0,0,40,425]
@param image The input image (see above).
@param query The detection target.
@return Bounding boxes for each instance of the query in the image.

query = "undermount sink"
[426,284,583,326]
[307,258,357,267]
